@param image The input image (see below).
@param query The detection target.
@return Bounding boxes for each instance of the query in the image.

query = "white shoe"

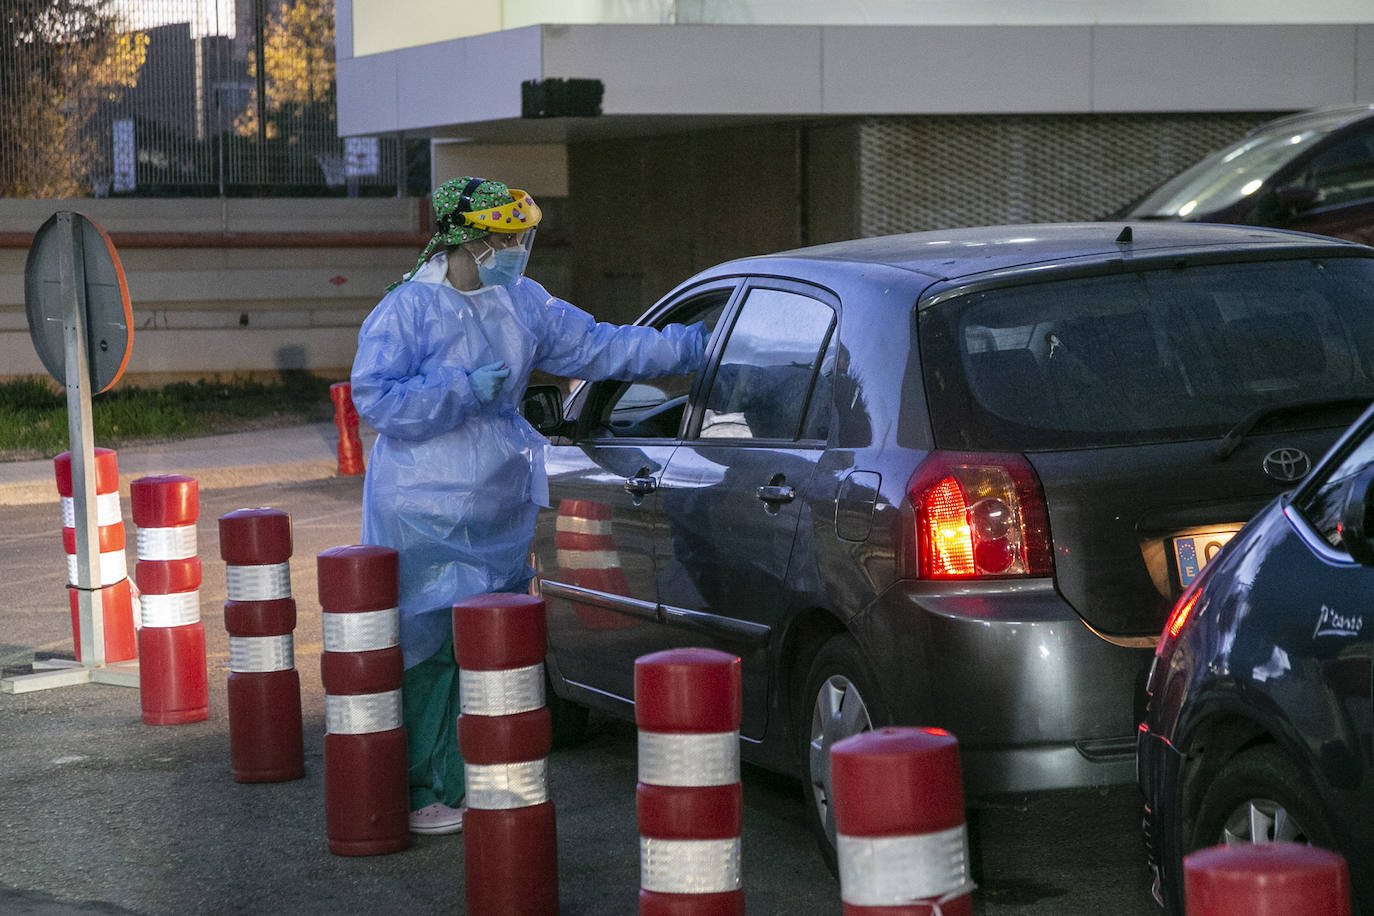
[409,802,465,835]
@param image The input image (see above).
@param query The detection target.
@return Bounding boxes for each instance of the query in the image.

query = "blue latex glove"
[468,361,510,403]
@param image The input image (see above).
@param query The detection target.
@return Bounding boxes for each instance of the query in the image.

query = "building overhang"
[336,22,1374,141]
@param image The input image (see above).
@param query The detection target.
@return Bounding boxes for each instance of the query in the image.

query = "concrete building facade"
[335,2,1374,325]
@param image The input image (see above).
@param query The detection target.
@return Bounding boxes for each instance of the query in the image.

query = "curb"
[0,423,373,507]
[0,461,345,507]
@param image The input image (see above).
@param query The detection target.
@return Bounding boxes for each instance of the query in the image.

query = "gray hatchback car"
[526,222,1374,863]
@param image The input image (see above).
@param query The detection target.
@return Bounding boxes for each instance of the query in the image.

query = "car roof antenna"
[1115,226,1133,245]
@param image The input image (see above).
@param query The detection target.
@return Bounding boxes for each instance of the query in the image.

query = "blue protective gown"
[351,253,707,668]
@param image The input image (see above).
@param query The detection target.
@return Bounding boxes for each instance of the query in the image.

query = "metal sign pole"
[3,210,138,693]
[60,212,106,668]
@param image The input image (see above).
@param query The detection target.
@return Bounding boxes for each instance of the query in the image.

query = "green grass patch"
[0,372,337,460]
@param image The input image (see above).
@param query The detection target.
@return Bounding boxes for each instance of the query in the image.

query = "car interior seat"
[965,348,1051,426]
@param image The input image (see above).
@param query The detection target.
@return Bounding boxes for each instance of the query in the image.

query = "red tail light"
[907,450,1053,579]
[1165,588,1202,641]
[1155,562,1216,658]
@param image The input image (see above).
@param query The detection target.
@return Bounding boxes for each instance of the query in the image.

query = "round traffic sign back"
[25,212,133,393]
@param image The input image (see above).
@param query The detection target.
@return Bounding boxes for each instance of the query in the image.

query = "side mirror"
[521,384,567,436]
[1274,184,1321,215]
[1339,466,1374,566]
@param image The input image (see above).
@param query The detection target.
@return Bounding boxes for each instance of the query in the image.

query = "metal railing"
[1,0,417,198]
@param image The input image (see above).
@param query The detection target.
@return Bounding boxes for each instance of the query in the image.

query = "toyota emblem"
[1262,447,1311,483]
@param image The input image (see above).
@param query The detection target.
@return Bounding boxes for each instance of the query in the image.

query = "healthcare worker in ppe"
[350,176,708,835]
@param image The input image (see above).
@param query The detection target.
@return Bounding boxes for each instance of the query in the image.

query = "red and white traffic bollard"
[555,499,637,630]
[329,382,364,476]
[1184,842,1351,916]
[634,647,744,916]
[218,507,304,783]
[54,448,138,662]
[831,727,974,916]
[454,593,558,915]
[131,475,207,724]
[317,544,409,856]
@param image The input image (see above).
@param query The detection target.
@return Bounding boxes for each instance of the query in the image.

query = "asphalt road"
[0,475,1159,915]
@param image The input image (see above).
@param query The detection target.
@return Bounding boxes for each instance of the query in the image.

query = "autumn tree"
[0,0,147,197]
[236,0,335,144]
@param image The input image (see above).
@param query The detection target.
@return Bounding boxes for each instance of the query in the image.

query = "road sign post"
[62,214,106,669]
[2,212,138,694]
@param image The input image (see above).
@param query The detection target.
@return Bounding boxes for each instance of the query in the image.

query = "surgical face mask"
[470,238,530,289]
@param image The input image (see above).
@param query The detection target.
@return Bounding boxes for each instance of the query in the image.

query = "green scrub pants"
[403,634,465,812]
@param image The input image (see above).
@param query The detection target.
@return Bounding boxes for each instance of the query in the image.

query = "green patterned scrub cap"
[393,176,541,288]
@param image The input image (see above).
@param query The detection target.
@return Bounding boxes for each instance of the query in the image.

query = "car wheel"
[546,668,589,750]
[798,633,888,873]
[1190,745,1336,852]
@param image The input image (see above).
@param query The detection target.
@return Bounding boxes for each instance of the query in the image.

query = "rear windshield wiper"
[1215,396,1374,460]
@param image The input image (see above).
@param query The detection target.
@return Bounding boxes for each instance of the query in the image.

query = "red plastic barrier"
[1184,842,1351,916]
[634,647,744,916]
[329,382,364,476]
[454,593,557,915]
[55,448,136,662]
[555,499,637,630]
[831,727,974,916]
[219,508,304,783]
[318,544,408,856]
[64,582,136,663]
[131,475,207,724]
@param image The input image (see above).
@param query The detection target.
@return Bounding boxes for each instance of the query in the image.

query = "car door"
[654,282,839,739]
[537,285,734,704]
[1281,417,1374,775]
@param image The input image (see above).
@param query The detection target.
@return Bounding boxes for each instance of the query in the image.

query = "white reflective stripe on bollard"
[554,515,611,536]
[459,663,545,716]
[638,731,740,787]
[229,634,295,673]
[325,689,402,735]
[554,549,621,570]
[465,759,550,809]
[136,525,197,560]
[837,824,974,907]
[140,591,201,627]
[321,608,399,653]
[62,493,122,528]
[67,550,128,588]
[225,562,292,601]
[640,837,742,894]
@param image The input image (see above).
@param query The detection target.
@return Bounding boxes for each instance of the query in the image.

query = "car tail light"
[1147,562,1220,702]
[1165,589,1201,641]
[907,450,1052,579]
[1155,562,1217,659]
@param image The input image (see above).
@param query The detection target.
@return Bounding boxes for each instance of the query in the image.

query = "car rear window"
[919,256,1374,451]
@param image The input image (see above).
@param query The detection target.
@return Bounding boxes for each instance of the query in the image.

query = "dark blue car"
[1139,403,1374,914]
[525,222,1374,868]
[1119,103,1374,248]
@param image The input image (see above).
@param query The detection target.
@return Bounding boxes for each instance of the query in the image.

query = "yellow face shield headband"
[460,189,542,233]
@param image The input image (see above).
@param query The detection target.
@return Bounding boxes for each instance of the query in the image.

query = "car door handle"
[623,475,658,496]
[756,484,795,504]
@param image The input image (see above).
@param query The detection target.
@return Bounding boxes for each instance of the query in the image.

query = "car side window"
[583,293,728,439]
[799,335,837,441]
[1293,423,1374,549]
[1299,131,1374,208]
[699,288,835,441]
